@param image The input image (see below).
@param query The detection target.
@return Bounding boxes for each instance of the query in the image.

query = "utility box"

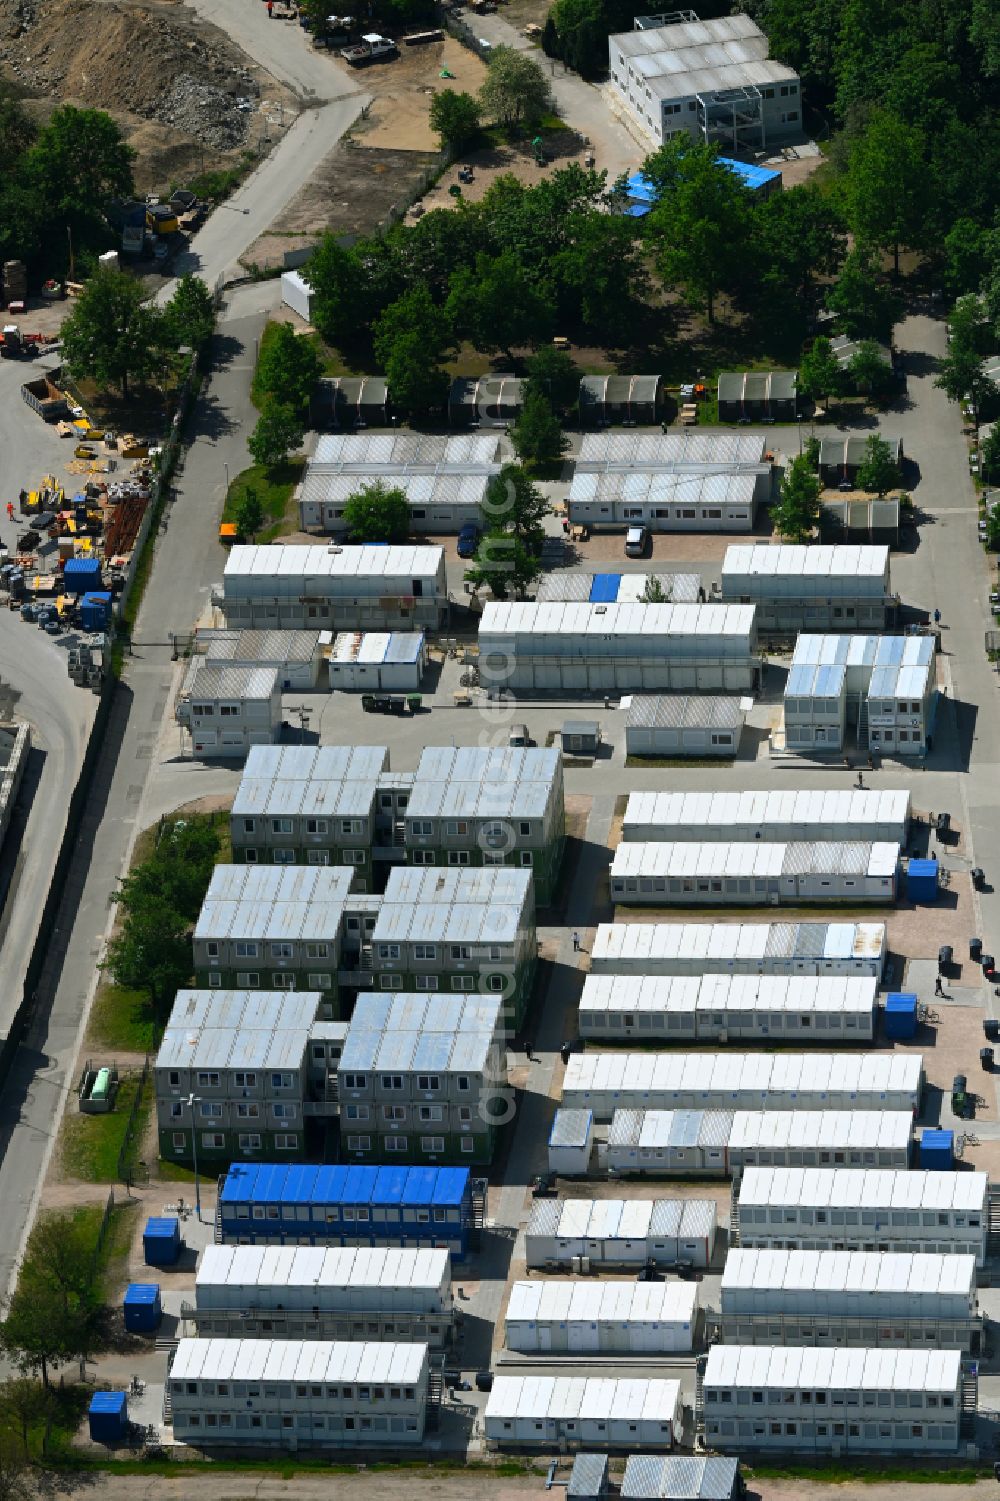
[906,858,939,903]
[63,556,102,594]
[548,1108,594,1176]
[884,991,918,1040]
[88,1390,128,1444]
[123,1282,162,1332]
[567,1453,610,1501]
[143,1216,181,1267]
[919,1129,954,1171]
[80,591,112,631]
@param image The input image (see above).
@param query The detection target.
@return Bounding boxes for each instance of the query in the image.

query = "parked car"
[625,524,649,557]
[457,522,481,558]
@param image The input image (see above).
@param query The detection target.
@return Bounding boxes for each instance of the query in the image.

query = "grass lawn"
[87,979,158,1053]
[155,1159,202,1184]
[224,460,306,542]
[58,1073,151,1183]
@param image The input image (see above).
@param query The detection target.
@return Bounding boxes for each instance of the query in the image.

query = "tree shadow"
[185,390,239,442]
[207,332,244,374]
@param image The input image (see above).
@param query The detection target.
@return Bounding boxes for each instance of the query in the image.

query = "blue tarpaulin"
[589,574,621,603]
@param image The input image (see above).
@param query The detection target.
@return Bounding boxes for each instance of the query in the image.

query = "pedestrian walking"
[525,1043,534,1061]
[935,976,945,997]
[5,502,12,521]
[856,771,865,789]
[934,608,941,626]
[572,930,581,951]
[267,0,274,15]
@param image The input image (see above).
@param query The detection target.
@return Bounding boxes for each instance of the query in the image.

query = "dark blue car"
[457,522,481,558]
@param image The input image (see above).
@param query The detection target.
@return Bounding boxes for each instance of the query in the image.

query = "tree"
[0,1379,45,1458]
[848,340,895,402]
[2,1213,101,1387]
[104,899,192,1017]
[826,244,902,340]
[248,403,303,467]
[342,482,412,544]
[304,234,368,346]
[234,488,265,542]
[384,332,449,416]
[60,266,164,399]
[847,110,925,275]
[856,434,902,495]
[525,345,581,410]
[982,425,1000,484]
[754,186,847,305]
[936,294,990,409]
[28,105,134,238]
[373,284,450,369]
[799,336,842,410]
[445,251,554,358]
[163,273,215,355]
[254,321,322,418]
[478,47,553,131]
[511,387,568,468]
[641,575,668,602]
[772,453,821,542]
[429,90,481,151]
[643,136,753,323]
[466,463,549,596]
[942,217,996,298]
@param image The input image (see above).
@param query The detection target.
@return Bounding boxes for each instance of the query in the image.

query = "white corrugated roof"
[722,544,889,581]
[704,1344,961,1395]
[580,973,877,1017]
[610,840,899,880]
[623,789,910,836]
[479,600,756,639]
[727,1109,911,1152]
[721,1247,975,1300]
[564,1052,922,1101]
[223,544,444,582]
[738,1166,987,1212]
[196,1244,450,1297]
[171,1338,427,1384]
[485,1375,681,1423]
[507,1279,697,1327]
[591,921,887,966]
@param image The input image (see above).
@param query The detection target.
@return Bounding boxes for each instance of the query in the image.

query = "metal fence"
[88,1187,117,1287]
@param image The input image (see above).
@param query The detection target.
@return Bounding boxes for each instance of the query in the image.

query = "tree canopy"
[856,434,902,495]
[799,336,842,410]
[248,403,304,468]
[477,47,553,131]
[342,482,412,545]
[163,274,215,356]
[643,136,753,323]
[60,266,163,400]
[466,464,548,599]
[254,322,323,418]
[429,90,481,151]
[511,388,568,468]
[772,453,822,543]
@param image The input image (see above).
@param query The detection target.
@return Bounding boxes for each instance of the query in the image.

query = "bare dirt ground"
[0,0,297,193]
[363,34,488,151]
[42,1468,1000,1501]
[420,126,589,215]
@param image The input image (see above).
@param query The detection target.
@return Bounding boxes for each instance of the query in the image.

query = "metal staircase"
[427,1357,444,1429]
[729,1174,741,1246]
[961,1362,978,1435]
[694,1355,707,1432]
[857,696,869,747]
[986,1184,1000,1259]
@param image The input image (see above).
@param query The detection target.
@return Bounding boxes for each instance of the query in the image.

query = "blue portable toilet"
[88,1390,128,1444]
[884,992,919,1040]
[123,1282,162,1332]
[906,858,939,903]
[920,1128,954,1170]
[63,556,102,595]
[143,1215,181,1267]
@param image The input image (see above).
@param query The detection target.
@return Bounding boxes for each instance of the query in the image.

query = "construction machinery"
[0,325,43,358]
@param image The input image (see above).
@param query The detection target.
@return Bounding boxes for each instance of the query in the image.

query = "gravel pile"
[151,73,257,150]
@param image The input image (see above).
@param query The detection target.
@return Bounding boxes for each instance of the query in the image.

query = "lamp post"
[185,1092,203,1221]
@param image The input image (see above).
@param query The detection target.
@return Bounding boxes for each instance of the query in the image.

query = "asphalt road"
[0,285,273,1298]
[161,0,368,291]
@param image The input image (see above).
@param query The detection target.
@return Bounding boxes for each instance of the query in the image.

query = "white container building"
[622,789,911,845]
[175,663,282,760]
[525,1197,717,1270]
[610,841,899,906]
[735,1167,988,1264]
[478,601,759,696]
[563,1052,922,1122]
[327,631,426,693]
[719,1248,981,1351]
[484,1376,683,1450]
[197,629,327,691]
[720,545,893,632]
[505,1279,699,1355]
[702,1345,964,1454]
[606,1109,912,1177]
[168,1338,430,1446]
[217,545,449,632]
[280,269,312,322]
[783,634,937,759]
[548,1109,595,1175]
[590,921,887,978]
[567,471,764,533]
[299,472,496,536]
[189,1245,453,1344]
[624,695,748,757]
[579,973,877,1043]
